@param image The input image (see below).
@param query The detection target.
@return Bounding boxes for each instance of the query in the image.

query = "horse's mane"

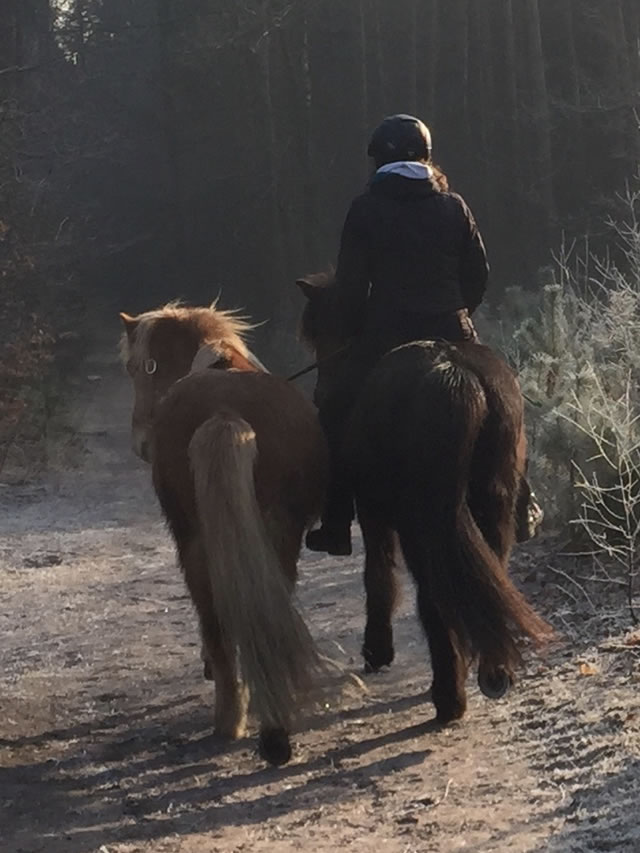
[120,300,253,368]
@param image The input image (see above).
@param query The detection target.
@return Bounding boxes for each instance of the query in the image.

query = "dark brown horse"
[297,276,552,725]
[120,303,329,765]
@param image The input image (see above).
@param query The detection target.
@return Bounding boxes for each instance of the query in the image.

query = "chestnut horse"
[120,303,328,765]
[297,276,551,725]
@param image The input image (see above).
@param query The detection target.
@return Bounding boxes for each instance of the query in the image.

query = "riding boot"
[305,457,354,555]
[305,522,353,556]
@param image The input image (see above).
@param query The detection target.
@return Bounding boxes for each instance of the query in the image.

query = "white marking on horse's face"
[123,317,179,463]
[132,422,152,462]
[128,358,158,462]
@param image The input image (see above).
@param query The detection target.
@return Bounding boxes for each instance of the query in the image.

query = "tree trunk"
[524,0,556,226]
[407,0,418,114]
[357,0,369,180]
[260,0,286,289]
[424,0,440,123]
[156,0,187,270]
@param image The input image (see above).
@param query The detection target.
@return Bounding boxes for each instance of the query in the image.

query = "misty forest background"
[2,2,640,550]
[2,1,639,328]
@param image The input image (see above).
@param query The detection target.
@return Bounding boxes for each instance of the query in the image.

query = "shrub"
[478,185,640,621]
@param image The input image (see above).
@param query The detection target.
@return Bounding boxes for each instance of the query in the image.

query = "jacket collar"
[376,161,433,180]
[370,171,440,199]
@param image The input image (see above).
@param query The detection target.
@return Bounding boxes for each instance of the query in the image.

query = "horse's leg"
[254,519,304,767]
[398,522,468,723]
[181,538,248,739]
[414,583,468,723]
[358,503,398,673]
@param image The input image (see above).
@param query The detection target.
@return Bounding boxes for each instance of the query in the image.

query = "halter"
[144,358,158,375]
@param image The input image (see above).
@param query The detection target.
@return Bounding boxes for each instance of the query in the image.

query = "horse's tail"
[188,414,320,732]
[396,358,550,672]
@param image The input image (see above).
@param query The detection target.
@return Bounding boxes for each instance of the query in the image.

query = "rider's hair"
[431,164,449,192]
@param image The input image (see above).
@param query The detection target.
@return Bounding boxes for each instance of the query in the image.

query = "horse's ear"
[119,313,139,341]
[245,348,270,373]
[190,343,229,373]
[295,277,318,300]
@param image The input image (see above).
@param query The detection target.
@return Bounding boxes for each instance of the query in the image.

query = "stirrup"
[516,492,544,543]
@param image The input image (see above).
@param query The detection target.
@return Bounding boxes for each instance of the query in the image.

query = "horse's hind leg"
[181,539,248,739]
[255,521,303,767]
[358,503,398,673]
[398,522,468,723]
[417,587,468,723]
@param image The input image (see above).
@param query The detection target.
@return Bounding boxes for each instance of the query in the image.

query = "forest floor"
[1,323,639,853]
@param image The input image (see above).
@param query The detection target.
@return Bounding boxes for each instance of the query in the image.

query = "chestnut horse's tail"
[393,357,550,672]
[188,415,320,731]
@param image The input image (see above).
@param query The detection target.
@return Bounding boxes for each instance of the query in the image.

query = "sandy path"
[1,331,638,853]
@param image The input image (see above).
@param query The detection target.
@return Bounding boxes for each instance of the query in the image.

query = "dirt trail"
[1,331,639,853]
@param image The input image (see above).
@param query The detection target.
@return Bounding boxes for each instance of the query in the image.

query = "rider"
[306,114,540,556]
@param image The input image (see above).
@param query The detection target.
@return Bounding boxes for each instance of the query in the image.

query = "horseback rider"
[305,114,540,556]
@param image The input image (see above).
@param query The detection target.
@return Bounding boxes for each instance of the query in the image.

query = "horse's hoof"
[363,659,393,675]
[435,710,465,726]
[432,690,467,724]
[258,728,292,766]
[362,644,394,674]
[478,667,513,699]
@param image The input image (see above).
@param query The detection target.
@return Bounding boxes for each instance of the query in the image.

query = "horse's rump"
[347,340,550,664]
[345,341,518,509]
[152,369,328,538]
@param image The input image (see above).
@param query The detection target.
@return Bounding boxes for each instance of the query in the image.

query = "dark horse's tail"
[355,343,550,674]
[188,414,321,734]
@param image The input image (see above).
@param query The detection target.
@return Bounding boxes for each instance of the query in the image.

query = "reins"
[287,344,351,382]
[287,361,321,382]
[287,342,544,410]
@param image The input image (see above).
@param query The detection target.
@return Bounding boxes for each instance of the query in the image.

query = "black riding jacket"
[335,172,489,340]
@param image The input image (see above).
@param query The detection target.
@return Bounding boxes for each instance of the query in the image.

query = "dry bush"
[478,185,640,621]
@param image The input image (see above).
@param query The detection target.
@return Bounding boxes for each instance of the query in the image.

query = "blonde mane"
[120,301,253,368]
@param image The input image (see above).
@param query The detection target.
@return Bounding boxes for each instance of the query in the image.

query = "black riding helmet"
[367,114,432,168]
